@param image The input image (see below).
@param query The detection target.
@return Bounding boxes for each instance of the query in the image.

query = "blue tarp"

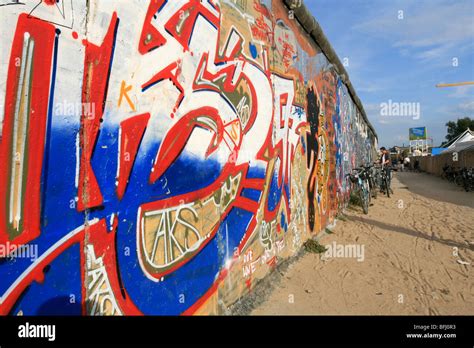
[431,147,445,155]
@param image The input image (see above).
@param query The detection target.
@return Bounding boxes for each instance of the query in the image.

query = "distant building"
[390,145,410,156]
[428,128,474,156]
[444,128,474,149]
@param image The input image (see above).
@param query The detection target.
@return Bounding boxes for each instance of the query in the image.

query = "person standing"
[379,147,390,167]
[379,147,392,193]
[403,156,410,171]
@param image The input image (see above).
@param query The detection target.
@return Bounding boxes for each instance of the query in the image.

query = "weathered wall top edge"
[283,0,378,140]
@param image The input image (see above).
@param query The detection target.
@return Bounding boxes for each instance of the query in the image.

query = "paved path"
[396,171,474,208]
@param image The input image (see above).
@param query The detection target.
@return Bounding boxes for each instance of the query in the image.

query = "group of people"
[378,147,419,172]
[404,157,420,171]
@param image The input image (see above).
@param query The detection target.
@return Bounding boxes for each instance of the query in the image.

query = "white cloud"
[446,85,474,99]
[357,83,382,93]
[352,1,474,63]
[457,100,474,113]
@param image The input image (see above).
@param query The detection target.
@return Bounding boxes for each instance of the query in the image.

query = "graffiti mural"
[0,0,376,315]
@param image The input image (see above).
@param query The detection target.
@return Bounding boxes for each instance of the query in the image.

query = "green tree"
[441,117,474,146]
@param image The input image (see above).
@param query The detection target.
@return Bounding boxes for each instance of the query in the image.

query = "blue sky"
[306,0,474,147]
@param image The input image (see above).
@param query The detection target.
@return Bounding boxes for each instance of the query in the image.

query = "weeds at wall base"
[349,192,361,206]
[303,239,328,254]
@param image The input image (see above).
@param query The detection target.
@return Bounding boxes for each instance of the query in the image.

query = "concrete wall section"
[0,0,376,315]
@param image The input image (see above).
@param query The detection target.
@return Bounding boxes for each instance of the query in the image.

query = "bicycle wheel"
[359,183,369,214]
[454,175,463,186]
[366,180,371,204]
[370,178,377,199]
[462,176,470,192]
[384,177,390,197]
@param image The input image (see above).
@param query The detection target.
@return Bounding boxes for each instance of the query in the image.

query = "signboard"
[409,127,427,140]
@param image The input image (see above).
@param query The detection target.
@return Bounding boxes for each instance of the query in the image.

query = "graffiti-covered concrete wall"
[0,0,377,315]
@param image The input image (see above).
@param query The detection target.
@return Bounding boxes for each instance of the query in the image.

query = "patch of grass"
[349,192,361,206]
[303,239,327,254]
[336,213,347,221]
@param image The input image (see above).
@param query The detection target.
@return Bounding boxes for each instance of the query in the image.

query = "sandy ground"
[251,172,473,315]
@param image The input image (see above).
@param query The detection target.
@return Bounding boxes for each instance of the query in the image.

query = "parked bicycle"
[346,167,371,214]
[364,164,378,199]
[442,165,474,192]
[465,168,474,192]
[378,165,392,197]
[457,167,474,192]
[442,165,457,182]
